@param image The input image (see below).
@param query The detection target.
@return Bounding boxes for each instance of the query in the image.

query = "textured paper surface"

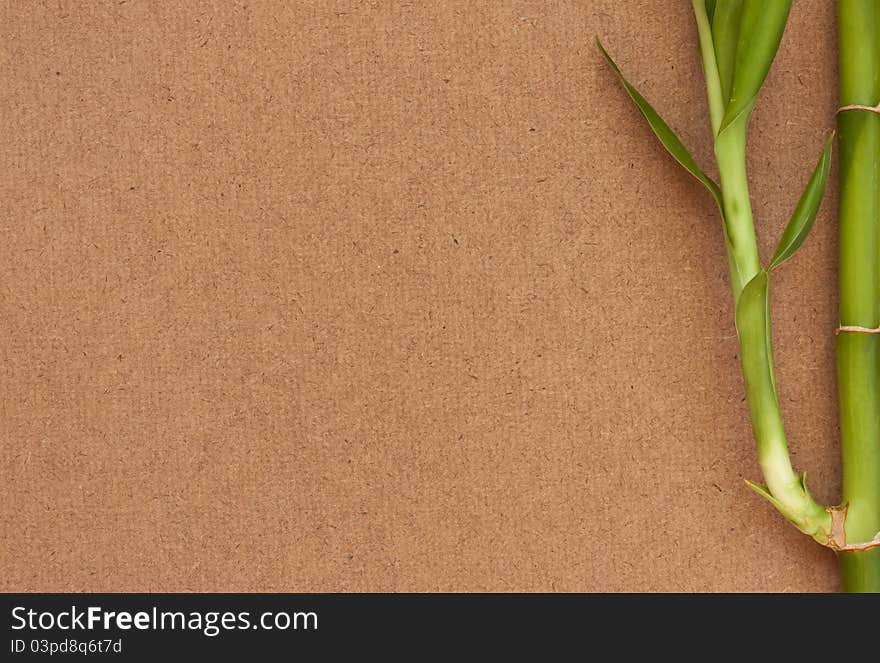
[1,1,841,591]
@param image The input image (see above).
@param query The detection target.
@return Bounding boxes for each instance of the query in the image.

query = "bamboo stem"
[714,115,831,543]
[715,114,761,297]
[837,0,880,592]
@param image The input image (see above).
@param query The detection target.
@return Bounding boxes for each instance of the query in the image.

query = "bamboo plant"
[600,0,880,591]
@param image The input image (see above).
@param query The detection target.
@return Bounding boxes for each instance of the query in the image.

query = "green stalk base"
[840,550,880,593]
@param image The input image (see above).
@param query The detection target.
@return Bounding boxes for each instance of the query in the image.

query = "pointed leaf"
[768,134,833,271]
[597,38,723,216]
[719,0,792,133]
[711,0,744,105]
[745,480,783,510]
[735,269,780,416]
[705,0,717,23]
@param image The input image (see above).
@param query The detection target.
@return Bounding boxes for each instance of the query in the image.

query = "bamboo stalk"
[837,0,880,592]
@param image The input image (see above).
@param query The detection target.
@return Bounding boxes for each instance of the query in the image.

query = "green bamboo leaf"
[705,0,717,23]
[768,134,834,271]
[735,268,774,395]
[745,479,785,511]
[711,0,743,105]
[596,38,723,216]
[719,0,792,133]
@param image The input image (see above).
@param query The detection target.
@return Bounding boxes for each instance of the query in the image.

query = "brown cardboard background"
[0,1,842,591]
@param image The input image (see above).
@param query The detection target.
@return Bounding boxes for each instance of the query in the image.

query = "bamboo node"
[836,325,880,335]
[837,103,880,116]
[826,506,880,552]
